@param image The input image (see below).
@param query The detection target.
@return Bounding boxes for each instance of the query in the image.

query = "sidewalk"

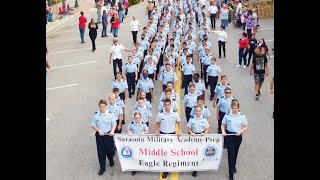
[46,0,95,36]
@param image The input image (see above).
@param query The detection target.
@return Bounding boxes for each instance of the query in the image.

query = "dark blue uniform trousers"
[226,131,242,177]
[95,132,115,170]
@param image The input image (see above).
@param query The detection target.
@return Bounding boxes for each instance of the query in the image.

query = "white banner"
[114,134,223,172]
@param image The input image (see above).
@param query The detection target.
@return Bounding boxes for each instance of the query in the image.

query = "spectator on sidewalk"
[111,14,120,38]
[79,11,87,43]
[101,3,108,22]
[88,18,98,52]
[108,6,118,33]
[101,10,109,37]
[96,0,104,24]
[130,16,140,44]
[124,0,129,17]
[118,0,124,23]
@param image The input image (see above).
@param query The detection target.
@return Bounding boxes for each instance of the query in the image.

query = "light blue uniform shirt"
[187,43,196,54]
[156,110,181,133]
[132,54,141,65]
[125,63,138,73]
[217,96,236,113]
[143,63,157,75]
[159,99,178,112]
[134,106,152,123]
[91,110,116,134]
[180,55,187,66]
[222,111,248,133]
[134,100,152,110]
[128,121,149,134]
[206,64,222,77]
[115,97,125,108]
[201,54,212,65]
[190,105,211,118]
[182,63,195,75]
[183,92,199,108]
[159,70,178,85]
[214,83,231,100]
[144,54,158,64]
[140,39,149,50]
[112,79,128,93]
[187,116,210,133]
[107,104,123,121]
[136,78,154,93]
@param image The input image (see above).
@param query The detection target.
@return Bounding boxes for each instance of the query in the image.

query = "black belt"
[226,130,237,134]
[160,131,175,134]
[127,72,135,74]
[195,131,205,134]
[209,75,218,77]
[204,64,210,66]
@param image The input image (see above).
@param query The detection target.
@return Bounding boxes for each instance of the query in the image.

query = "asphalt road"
[46,2,274,180]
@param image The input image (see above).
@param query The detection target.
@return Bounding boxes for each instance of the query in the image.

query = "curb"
[46,12,81,37]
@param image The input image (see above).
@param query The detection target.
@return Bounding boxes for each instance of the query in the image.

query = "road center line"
[46,83,78,91]
[48,45,111,55]
[51,61,96,69]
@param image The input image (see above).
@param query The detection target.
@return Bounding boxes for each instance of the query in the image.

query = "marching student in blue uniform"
[112,72,129,103]
[187,105,210,177]
[183,83,200,123]
[213,74,231,108]
[134,91,152,110]
[91,99,117,176]
[143,56,157,81]
[222,99,248,180]
[201,48,212,89]
[128,112,149,176]
[124,56,138,98]
[190,73,206,99]
[155,98,182,179]
[206,57,222,100]
[132,49,143,81]
[160,81,179,102]
[159,88,178,112]
[159,63,178,91]
[113,88,126,125]
[190,95,211,126]
[136,69,154,103]
[107,93,123,133]
[181,55,195,95]
[134,97,152,127]
[216,87,236,134]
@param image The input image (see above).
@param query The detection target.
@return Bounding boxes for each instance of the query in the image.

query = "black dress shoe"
[129,94,132,98]
[229,176,234,180]
[132,90,135,95]
[192,171,197,177]
[92,49,94,52]
[98,169,105,175]
[223,144,227,149]
[106,35,109,37]
[162,172,168,178]
[132,171,137,176]
[218,56,221,58]
[110,159,114,167]
[210,97,213,101]
[218,130,222,134]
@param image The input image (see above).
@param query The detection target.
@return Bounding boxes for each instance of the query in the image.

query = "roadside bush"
[128,0,141,6]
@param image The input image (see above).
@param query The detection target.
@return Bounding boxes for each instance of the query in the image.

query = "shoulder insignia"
[204,106,207,108]
[217,83,221,86]
[135,108,138,110]
[239,112,243,115]
[161,99,164,102]
[221,96,224,99]
[227,112,230,115]
[125,63,128,65]
[94,112,97,115]
[227,83,230,85]
[108,111,112,114]
[160,110,163,113]
[141,121,144,124]
[172,99,176,101]
[131,121,134,124]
